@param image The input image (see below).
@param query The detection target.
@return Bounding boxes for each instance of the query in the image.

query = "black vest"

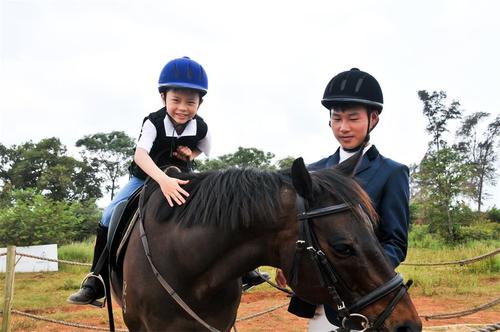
[129,108,208,179]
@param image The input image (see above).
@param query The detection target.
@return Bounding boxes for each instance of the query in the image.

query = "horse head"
[278,151,422,331]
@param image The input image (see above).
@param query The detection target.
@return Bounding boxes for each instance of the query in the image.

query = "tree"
[417,90,461,153]
[413,91,472,241]
[275,156,296,170]
[195,147,276,171]
[456,113,500,211]
[415,148,472,240]
[0,138,102,202]
[76,131,135,200]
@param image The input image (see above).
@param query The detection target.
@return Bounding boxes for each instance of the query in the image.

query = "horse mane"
[147,166,377,230]
[146,168,290,230]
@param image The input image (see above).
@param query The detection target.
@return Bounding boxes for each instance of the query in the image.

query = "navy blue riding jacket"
[288,145,410,323]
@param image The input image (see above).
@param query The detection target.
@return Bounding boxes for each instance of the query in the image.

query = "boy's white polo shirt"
[136,117,211,157]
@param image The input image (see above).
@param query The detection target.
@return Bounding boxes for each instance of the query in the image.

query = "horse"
[109,151,422,332]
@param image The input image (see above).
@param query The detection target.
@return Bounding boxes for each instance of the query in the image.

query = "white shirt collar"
[339,143,372,163]
[163,117,197,137]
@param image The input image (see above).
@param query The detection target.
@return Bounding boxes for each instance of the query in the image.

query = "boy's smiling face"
[163,89,201,124]
[330,105,379,150]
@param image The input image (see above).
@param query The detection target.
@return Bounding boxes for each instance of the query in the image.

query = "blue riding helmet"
[158,57,208,96]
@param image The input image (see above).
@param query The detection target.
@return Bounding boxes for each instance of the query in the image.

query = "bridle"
[289,195,413,331]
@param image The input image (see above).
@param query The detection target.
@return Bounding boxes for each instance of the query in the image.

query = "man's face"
[330,105,378,150]
[163,89,201,124]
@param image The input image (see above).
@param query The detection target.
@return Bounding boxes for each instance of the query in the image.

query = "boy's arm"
[134,147,189,207]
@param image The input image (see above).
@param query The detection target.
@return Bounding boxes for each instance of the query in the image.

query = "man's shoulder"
[379,153,408,170]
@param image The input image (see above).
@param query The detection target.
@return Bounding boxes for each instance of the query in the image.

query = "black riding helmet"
[322,68,384,150]
[321,68,383,112]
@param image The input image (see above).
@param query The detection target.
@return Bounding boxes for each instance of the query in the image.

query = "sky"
[1,0,499,208]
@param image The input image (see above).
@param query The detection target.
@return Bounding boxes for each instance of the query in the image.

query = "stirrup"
[81,272,108,308]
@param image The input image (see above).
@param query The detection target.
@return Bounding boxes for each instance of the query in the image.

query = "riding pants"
[100,176,145,227]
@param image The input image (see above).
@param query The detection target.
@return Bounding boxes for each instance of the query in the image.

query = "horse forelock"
[310,169,379,228]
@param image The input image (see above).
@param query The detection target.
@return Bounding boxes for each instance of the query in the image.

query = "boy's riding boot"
[242,269,270,291]
[67,224,108,305]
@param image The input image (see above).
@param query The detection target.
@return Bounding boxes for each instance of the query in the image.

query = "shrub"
[487,206,500,223]
[0,189,101,246]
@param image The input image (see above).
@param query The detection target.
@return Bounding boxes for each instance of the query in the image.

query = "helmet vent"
[173,63,180,78]
[340,79,347,91]
[355,77,364,92]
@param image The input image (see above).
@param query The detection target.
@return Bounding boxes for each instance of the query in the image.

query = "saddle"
[107,186,142,276]
[108,166,184,276]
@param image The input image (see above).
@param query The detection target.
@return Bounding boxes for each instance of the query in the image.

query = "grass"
[398,241,499,297]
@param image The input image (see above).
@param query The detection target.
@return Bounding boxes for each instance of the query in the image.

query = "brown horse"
[110,151,421,331]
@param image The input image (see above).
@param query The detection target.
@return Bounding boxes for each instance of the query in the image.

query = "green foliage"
[408,225,444,249]
[0,138,102,202]
[275,156,295,170]
[417,90,461,152]
[414,147,472,241]
[195,146,277,171]
[487,206,500,222]
[456,112,500,211]
[76,131,135,199]
[58,239,94,272]
[0,188,101,246]
[455,222,500,242]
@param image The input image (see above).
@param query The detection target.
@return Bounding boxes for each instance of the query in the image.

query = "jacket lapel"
[354,145,381,190]
[329,148,340,167]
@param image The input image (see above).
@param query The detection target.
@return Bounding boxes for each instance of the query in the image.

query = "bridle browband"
[289,195,413,331]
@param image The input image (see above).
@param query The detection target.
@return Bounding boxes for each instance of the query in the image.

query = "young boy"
[276,68,410,330]
[68,56,211,305]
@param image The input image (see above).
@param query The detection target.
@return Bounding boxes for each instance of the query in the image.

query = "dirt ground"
[10,291,500,331]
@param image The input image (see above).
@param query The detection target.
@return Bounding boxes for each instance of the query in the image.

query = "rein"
[289,195,412,331]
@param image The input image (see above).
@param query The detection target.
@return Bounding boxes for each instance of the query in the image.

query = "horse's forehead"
[280,187,297,203]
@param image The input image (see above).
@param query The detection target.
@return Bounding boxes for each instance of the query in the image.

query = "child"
[68,56,211,305]
[276,68,410,330]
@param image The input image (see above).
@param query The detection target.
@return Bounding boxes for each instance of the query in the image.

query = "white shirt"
[136,117,211,157]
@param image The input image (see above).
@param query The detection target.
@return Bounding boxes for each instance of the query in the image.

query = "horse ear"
[334,149,364,177]
[291,157,313,200]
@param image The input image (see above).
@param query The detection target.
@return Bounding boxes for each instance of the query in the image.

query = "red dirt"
[10,292,500,331]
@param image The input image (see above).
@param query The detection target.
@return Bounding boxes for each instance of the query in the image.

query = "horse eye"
[331,243,354,257]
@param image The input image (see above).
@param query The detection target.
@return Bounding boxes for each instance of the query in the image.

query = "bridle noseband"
[289,195,413,331]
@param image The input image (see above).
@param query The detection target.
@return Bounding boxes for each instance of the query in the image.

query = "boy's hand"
[159,174,189,207]
[275,268,288,288]
[173,146,193,161]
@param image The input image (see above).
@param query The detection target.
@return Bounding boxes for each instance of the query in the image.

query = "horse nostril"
[396,327,412,332]
[396,321,423,332]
